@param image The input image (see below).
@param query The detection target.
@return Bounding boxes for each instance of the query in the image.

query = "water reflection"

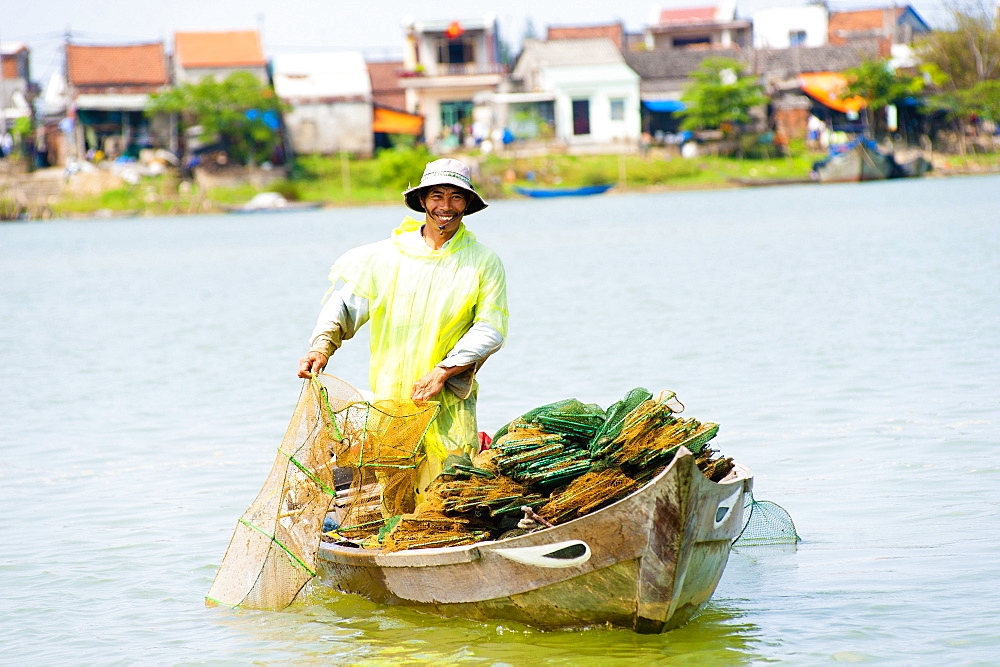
[206,586,765,664]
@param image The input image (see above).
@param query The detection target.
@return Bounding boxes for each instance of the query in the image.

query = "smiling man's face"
[421,185,469,234]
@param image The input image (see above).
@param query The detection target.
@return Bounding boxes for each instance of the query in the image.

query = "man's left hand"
[411,363,475,402]
[411,367,449,402]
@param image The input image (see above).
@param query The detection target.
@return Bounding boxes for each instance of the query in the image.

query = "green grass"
[50,175,209,216]
[44,140,999,217]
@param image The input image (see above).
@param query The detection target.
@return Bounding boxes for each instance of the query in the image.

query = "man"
[297,158,508,484]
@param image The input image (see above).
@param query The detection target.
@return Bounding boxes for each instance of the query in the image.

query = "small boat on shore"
[811,138,931,183]
[223,191,325,213]
[513,183,614,198]
[315,447,752,633]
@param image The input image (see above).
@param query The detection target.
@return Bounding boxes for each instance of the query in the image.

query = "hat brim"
[403,181,488,215]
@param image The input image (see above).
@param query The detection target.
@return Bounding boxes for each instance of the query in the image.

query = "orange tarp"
[373,107,424,135]
[799,72,867,113]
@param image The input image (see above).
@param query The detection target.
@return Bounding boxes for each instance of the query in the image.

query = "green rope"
[238,518,316,576]
[287,454,337,497]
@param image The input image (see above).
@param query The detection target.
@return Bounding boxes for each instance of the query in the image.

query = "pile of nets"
[371,388,738,552]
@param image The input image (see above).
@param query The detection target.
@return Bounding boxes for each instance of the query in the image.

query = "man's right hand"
[297,351,329,378]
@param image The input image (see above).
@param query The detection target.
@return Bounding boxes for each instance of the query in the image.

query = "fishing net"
[733,491,801,546]
[207,374,441,608]
[328,398,439,541]
[206,374,362,610]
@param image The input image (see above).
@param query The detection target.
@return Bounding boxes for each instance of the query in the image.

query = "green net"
[733,490,801,546]
[492,398,606,442]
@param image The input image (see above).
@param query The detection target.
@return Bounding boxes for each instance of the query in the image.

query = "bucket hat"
[402,158,488,215]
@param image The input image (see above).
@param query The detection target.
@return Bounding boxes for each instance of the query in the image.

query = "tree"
[918,2,1000,91]
[679,57,768,133]
[146,71,286,166]
[843,59,924,139]
[917,3,1000,152]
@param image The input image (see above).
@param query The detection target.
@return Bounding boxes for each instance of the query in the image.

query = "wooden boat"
[315,447,753,633]
[223,191,325,213]
[513,183,614,198]
[811,138,931,183]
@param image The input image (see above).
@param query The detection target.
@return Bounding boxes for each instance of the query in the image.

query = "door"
[572,99,591,136]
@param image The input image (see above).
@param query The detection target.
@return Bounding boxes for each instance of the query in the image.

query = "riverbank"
[3,142,999,220]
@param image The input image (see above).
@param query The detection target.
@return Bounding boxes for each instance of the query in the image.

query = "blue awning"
[643,100,687,113]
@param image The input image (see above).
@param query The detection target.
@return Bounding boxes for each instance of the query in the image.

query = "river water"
[2,174,998,663]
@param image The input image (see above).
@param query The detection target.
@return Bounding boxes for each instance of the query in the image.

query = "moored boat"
[223,191,325,213]
[811,137,931,183]
[513,183,614,198]
[315,447,752,633]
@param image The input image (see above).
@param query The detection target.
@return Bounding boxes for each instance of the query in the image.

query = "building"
[399,15,507,147]
[173,30,268,84]
[1,42,35,135]
[272,52,374,157]
[828,6,930,58]
[367,61,408,111]
[645,3,752,51]
[64,42,170,161]
[753,43,881,138]
[366,60,424,149]
[500,38,641,149]
[625,48,739,136]
[752,5,829,49]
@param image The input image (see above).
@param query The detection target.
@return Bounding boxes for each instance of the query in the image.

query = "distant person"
[298,158,508,488]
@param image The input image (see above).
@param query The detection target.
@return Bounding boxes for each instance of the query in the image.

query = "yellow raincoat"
[329,217,508,468]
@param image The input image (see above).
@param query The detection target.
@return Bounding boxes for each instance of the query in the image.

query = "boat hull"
[316,448,752,632]
[223,201,324,214]
[513,184,613,198]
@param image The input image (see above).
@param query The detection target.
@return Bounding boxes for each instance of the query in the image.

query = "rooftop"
[657,6,719,26]
[174,30,266,68]
[518,38,627,68]
[272,52,371,99]
[66,43,168,86]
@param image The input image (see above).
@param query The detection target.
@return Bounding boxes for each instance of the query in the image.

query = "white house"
[500,38,641,149]
[752,6,829,49]
[271,52,374,157]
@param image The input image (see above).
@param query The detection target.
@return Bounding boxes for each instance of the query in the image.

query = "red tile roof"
[66,43,168,86]
[828,8,897,39]
[657,7,718,25]
[174,30,266,68]
[547,23,624,50]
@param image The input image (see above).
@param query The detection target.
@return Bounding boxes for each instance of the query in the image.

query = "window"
[437,39,474,65]
[572,99,591,135]
[673,35,711,48]
[610,98,625,121]
[789,30,807,47]
[440,100,474,128]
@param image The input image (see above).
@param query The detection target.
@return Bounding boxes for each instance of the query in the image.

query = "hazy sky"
[5,0,960,86]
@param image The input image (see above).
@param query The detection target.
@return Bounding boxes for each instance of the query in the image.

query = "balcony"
[401,62,508,78]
